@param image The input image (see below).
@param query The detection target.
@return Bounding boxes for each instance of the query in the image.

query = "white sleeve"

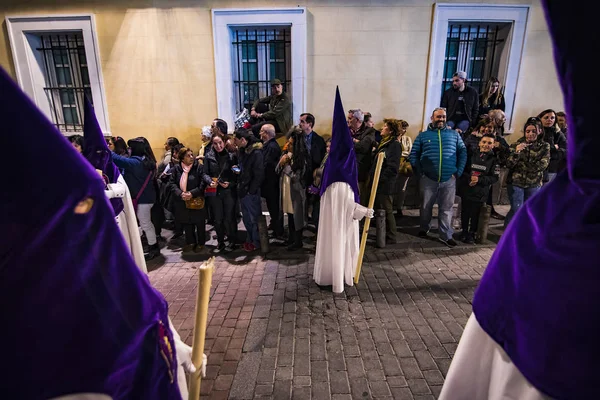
[105,181,127,199]
[352,203,369,220]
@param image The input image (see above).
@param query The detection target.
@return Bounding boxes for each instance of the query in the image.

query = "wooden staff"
[354,152,385,284]
[188,257,215,400]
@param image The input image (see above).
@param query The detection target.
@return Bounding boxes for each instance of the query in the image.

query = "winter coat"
[506,138,551,188]
[261,138,282,197]
[111,153,156,205]
[353,124,378,182]
[542,126,567,173]
[237,141,264,198]
[409,124,467,183]
[370,138,401,196]
[203,147,238,194]
[167,161,212,224]
[458,149,500,202]
[252,92,293,135]
[441,85,479,124]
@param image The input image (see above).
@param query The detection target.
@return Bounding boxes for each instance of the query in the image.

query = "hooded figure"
[1,68,204,400]
[439,1,600,399]
[0,65,191,399]
[82,98,147,273]
[313,87,374,293]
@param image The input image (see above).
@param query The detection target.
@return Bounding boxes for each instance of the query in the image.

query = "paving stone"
[149,224,498,399]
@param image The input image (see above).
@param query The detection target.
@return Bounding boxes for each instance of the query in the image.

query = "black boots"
[287,229,304,250]
[145,243,160,260]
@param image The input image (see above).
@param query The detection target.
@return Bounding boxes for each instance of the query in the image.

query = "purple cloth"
[472,2,600,399]
[0,67,181,399]
[83,98,124,216]
[320,87,360,202]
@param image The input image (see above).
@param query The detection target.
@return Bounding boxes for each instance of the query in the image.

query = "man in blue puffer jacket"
[409,107,467,247]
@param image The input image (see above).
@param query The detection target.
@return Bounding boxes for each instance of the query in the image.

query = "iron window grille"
[36,33,92,133]
[441,23,507,98]
[231,27,291,114]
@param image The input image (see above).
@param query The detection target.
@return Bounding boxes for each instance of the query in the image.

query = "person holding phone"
[204,134,239,253]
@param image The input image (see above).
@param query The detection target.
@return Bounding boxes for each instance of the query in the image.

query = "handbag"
[185,197,205,209]
[132,171,153,212]
[398,156,413,177]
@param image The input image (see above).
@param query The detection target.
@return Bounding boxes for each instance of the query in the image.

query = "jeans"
[210,189,237,245]
[420,175,456,240]
[137,203,157,245]
[545,172,557,185]
[240,193,261,247]
[505,185,541,227]
[447,120,470,133]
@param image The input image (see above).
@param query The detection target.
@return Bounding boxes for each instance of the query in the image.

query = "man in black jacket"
[299,113,327,230]
[259,123,284,238]
[348,109,377,205]
[441,71,479,134]
[458,134,500,244]
[234,129,264,252]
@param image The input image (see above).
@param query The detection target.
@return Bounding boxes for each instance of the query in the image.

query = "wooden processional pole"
[354,152,385,284]
[188,257,215,399]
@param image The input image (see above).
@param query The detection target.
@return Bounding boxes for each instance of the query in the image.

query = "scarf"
[378,134,394,151]
[179,163,192,192]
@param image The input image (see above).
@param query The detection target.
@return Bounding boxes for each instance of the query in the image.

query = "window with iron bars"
[36,33,92,133]
[231,27,291,114]
[441,23,509,98]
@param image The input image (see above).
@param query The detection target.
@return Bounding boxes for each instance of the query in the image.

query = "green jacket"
[506,137,551,188]
[252,92,293,135]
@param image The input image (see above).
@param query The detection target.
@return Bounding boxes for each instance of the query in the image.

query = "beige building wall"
[0,0,563,154]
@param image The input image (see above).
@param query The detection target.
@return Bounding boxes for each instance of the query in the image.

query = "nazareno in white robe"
[314,182,369,293]
[105,174,147,274]
[439,313,549,400]
[106,175,198,399]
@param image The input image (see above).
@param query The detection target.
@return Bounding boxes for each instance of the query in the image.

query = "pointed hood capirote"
[320,87,360,202]
[0,66,182,399]
[83,97,124,215]
[471,2,600,399]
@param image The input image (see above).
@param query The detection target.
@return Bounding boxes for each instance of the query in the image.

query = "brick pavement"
[148,210,499,400]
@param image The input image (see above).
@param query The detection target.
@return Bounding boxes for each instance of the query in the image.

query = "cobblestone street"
[148,208,504,399]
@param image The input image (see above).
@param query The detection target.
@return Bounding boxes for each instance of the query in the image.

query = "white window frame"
[423,3,530,133]
[212,7,307,132]
[6,14,111,134]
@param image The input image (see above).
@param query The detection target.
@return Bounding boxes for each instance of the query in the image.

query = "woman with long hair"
[204,134,238,253]
[537,109,567,183]
[277,126,310,250]
[168,147,213,253]
[371,118,402,244]
[504,118,550,227]
[478,77,505,120]
[111,137,160,260]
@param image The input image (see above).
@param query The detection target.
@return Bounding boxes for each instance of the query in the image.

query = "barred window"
[441,23,510,97]
[231,27,291,113]
[36,33,92,132]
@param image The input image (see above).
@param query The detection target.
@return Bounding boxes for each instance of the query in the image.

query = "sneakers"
[243,242,257,252]
[213,243,226,254]
[144,243,160,260]
[418,230,430,238]
[438,238,458,248]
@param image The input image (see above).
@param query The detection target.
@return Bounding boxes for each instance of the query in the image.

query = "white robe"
[439,314,549,400]
[313,182,369,293]
[106,175,147,274]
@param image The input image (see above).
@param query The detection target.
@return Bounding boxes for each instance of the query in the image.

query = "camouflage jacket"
[506,138,551,188]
